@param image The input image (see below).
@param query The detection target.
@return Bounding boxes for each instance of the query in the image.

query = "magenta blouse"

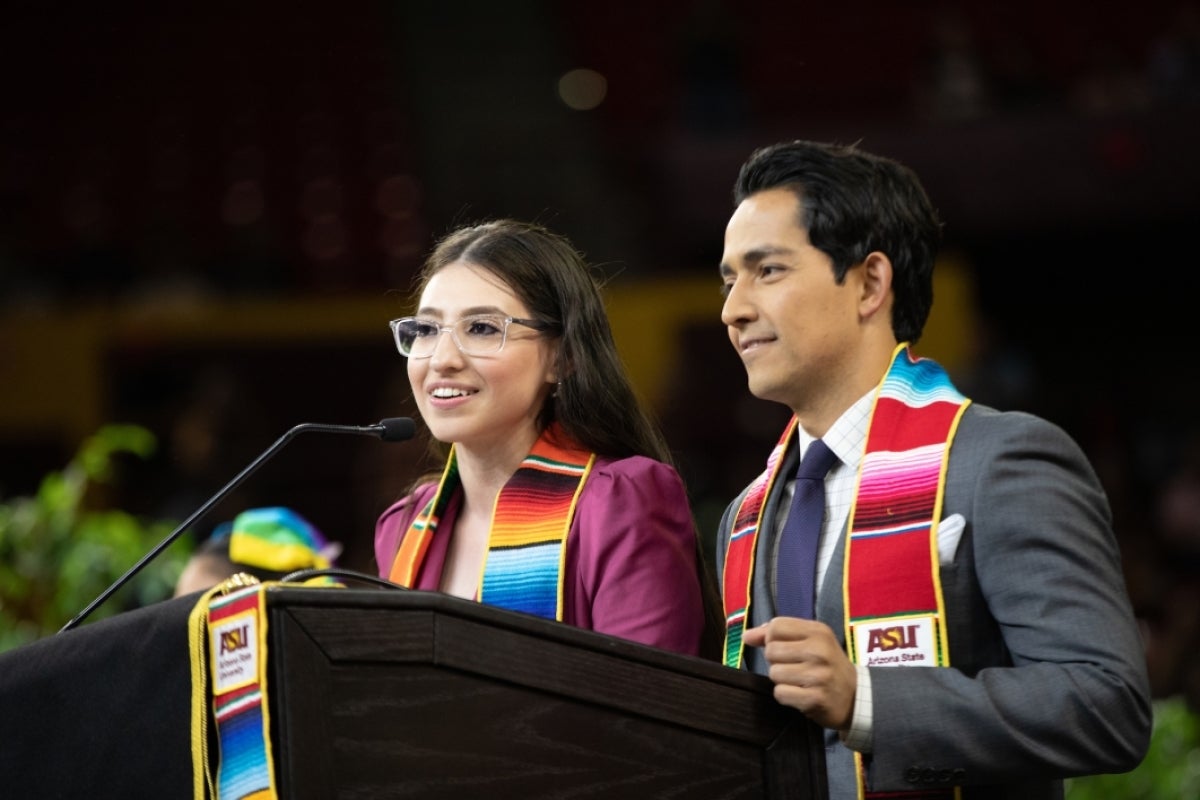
[375,455,706,657]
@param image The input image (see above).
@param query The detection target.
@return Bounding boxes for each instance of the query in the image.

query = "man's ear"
[859,251,893,318]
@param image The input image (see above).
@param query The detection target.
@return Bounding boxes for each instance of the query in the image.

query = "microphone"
[376,417,417,442]
[59,417,416,633]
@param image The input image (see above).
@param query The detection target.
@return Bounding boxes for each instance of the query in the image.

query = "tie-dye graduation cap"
[226,506,341,574]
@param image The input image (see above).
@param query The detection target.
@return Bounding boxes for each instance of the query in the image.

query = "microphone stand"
[59,420,409,633]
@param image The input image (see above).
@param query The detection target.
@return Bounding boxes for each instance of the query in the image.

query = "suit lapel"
[818,519,849,645]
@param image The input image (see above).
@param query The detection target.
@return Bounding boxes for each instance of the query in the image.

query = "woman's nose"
[428,328,463,367]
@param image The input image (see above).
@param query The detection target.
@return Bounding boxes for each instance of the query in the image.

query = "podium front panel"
[269,587,827,800]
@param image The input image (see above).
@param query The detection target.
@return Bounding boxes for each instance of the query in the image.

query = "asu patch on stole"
[851,614,940,668]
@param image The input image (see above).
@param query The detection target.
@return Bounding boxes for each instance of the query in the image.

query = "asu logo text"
[220,624,250,656]
[866,623,920,652]
[852,616,937,668]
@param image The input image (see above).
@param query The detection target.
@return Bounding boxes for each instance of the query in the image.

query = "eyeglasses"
[389,314,553,358]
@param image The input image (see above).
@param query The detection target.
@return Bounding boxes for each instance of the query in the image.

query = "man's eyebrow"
[746,245,795,260]
[719,245,795,275]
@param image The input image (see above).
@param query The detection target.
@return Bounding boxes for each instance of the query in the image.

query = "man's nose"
[721,279,754,326]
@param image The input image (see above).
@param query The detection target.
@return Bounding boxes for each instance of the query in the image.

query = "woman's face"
[407,260,558,458]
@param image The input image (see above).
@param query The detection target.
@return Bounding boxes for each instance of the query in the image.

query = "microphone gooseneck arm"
[58,418,414,633]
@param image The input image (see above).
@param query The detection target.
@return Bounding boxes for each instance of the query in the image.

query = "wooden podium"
[0,586,828,799]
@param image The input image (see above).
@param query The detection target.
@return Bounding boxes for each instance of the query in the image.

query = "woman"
[375,219,718,658]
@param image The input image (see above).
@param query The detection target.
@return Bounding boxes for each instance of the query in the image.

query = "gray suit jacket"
[716,404,1151,800]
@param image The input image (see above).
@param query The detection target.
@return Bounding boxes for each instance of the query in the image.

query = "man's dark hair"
[733,140,942,344]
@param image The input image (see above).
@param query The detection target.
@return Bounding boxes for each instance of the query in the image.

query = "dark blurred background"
[2,0,1200,699]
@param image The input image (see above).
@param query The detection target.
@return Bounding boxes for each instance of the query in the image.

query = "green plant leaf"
[1065,696,1200,799]
[0,424,189,651]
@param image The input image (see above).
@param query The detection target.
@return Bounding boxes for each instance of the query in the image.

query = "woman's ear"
[546,346,571,386]
[545,354,563,400]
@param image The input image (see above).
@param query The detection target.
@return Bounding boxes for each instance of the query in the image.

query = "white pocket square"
[937,514,966,565]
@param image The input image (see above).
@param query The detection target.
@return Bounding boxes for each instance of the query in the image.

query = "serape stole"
[188,578,278,800]
[720,344,968,800]
[388,425,595,621]
[386,456,459,588]
[845,343,968,800]
[720,415,798,667]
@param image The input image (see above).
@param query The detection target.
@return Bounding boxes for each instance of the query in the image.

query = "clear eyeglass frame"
[388,314,550,358]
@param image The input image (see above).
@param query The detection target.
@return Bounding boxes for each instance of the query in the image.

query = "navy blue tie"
[776,439,838,619]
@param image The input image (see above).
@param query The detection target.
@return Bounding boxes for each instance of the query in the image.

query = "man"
[714,139,1151,799]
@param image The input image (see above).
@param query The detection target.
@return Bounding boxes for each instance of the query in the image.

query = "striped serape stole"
[387,425,595,622]
[845,343,969,800]
[189,579,278,800]
[387,455,459,587]
[721,416,798,667]
[480,433,595,620]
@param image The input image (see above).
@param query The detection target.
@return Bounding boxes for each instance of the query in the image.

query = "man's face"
[719,188,864,415]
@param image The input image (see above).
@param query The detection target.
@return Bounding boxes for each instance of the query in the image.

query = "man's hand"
[743,617,858,729]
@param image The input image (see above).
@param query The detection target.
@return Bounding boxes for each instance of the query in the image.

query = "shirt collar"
[794,389,874,469]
